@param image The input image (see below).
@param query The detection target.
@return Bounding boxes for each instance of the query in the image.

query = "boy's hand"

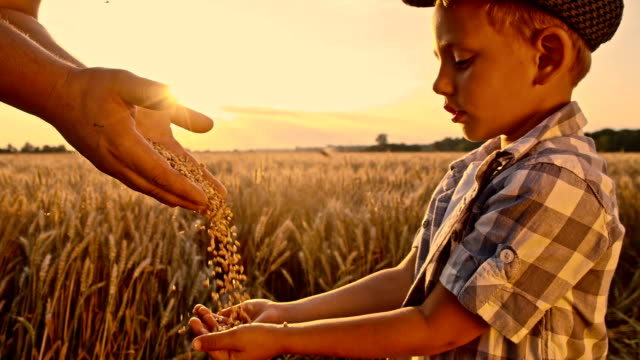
[190,304,234,334]
[190,305,233,360]
[219,299,283,324]
[189,299,292,360]
[192,323,283,360]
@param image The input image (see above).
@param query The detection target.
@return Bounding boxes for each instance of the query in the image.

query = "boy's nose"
[432,65,454,96]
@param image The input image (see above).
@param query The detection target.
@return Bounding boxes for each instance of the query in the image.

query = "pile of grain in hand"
[149,140,251,331]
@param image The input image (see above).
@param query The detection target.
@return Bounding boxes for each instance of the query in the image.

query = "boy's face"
[432,1,542,144]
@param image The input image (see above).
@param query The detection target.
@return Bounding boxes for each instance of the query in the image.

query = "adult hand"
[44,66,224,210]
[134,107,226,199]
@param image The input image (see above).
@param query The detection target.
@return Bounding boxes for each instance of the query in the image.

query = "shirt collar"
[449,101,587,173]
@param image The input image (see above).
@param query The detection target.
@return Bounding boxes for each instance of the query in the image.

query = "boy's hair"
[437,0,592,87]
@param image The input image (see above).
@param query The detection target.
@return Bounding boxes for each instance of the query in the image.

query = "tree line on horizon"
[355,128,640,153]
[2,129,639,154]
[0,142,68,154]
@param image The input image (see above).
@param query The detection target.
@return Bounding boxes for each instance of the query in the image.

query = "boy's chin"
[461,130,490,143]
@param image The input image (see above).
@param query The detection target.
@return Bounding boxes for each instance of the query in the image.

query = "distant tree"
[20,142,36,153]
[424,137,482,152]
[0,144,17,153]
[41,144,68,153]
[587,129,640,152]
[375,133,388,147]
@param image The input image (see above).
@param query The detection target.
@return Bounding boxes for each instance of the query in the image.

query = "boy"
[189,0,625,358]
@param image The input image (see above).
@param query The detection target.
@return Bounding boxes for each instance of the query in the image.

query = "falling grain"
[149,140,251,331]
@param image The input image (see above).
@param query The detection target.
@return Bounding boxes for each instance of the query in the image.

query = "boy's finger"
[188,317,209,336]
[239,310,252,324]
[194,304,211,315]
[193,333,233,352]
[193,304,205,314]
[207,350,231,360]
[197,306,213,318]
[218,306,233,318]
[203,314,219,332]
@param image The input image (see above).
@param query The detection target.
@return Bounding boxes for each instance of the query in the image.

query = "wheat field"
[0,152,638,359]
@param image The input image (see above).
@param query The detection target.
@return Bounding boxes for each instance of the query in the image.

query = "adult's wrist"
[37,65,82,128]
[0,20,77,122]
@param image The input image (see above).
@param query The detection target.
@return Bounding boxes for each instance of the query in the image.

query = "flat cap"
[402,0,624,51]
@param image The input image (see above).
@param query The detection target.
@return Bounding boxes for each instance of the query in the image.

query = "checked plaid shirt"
[402,102,624,359]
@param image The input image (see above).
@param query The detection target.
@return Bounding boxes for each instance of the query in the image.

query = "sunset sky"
[1,0,638,151]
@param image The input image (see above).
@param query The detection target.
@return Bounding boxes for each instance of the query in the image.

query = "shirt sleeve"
[439,162,611,343]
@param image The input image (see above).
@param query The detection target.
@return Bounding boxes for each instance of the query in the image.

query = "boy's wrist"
[273,321,295,355]
[277,301,303,324]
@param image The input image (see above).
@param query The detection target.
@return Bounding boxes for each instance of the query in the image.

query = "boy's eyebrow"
[433,41,452,60]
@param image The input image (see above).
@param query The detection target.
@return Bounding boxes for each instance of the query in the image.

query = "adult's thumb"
[114,70,177,110]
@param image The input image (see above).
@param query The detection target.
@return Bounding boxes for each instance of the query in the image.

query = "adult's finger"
[113,70,213,133]
[181,150,228,199]
[113,164,203,210]
[111,132,208,209]
[147,135,227,199]
[114,70,177,110]
[171,105,214,133]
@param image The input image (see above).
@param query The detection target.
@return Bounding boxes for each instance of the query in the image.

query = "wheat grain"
[39,254,51,294]
[149,140,251,331]
[80,257,92,294]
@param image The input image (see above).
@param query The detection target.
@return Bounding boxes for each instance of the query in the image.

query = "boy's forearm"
[280,307,446,358]
[283,266,413,323]
[280,282,488,358]
[195,282,489,357]
[282,249,416,323]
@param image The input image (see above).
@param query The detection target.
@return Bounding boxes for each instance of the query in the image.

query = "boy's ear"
[533,26,572,86]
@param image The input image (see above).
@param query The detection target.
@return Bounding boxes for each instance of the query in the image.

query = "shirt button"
[500,248,515,263]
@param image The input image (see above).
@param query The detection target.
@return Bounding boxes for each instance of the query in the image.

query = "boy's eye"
[454,57,473,69]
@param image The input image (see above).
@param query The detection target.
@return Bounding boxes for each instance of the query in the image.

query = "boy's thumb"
[115,70,177,110]
[193,333,228,352]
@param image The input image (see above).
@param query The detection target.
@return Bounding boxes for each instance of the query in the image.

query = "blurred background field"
[0,152,638,359]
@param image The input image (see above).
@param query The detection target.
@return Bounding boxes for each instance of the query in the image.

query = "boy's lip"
[444,104,466,123]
